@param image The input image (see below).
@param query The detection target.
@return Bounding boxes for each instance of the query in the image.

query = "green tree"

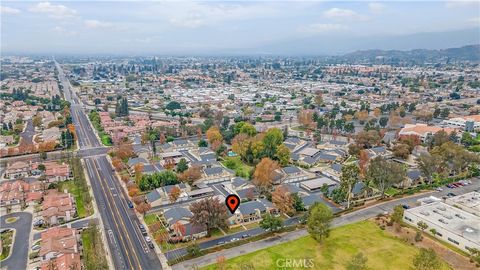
[274,143,291,167]
[176,158,188,173]
[259,213,282,232]
[262,128,284,159]
[366,156,406,198]
[391,205,404,224]
[340,163,360,208]
[198,139,208,147]
[347,252,368,270]
[186,243,202,257]
[379,116,388,128]
[413,248,441,270]
[38,164,46,171]
[291,193,306,212]
[307,203,333,243]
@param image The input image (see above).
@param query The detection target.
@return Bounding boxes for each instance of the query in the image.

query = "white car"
[435,187,443,191]
[145,236,152,243]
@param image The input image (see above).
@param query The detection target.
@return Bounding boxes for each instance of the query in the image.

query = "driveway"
[0,212,32,270]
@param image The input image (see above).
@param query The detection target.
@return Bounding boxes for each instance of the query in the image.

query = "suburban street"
[0,212,32,270]
[172,178,480,269]
[55,60,162,270]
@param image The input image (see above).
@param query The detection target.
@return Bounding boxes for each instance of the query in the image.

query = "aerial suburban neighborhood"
[1,1,480,270]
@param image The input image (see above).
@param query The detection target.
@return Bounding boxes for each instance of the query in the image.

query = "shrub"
[415,231,423,242]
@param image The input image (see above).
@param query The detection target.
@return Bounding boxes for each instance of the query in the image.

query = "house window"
[436,232,442,237]
[404,216,412,222]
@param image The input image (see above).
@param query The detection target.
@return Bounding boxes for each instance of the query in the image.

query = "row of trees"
[138,170,179,191]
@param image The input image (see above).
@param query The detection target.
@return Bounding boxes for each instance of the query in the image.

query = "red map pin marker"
[225,194,240,214]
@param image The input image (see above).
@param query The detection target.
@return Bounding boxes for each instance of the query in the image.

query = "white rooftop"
[405,201,480,244]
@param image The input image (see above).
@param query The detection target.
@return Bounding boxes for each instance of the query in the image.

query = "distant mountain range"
[339,44,480,63]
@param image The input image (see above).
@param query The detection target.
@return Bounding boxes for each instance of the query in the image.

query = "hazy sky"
[1,1,479,55]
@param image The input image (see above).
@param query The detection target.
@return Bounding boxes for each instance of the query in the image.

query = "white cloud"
[153,2,296,28]
[324,8,369,21]
[299,23,348,33]
[468,17,480,24]
[0,6,21,15]
[368,3,386,14]
[445,0,479,8]
[29,2,77,19]
[84,19,113,29]
[52,26,77,37]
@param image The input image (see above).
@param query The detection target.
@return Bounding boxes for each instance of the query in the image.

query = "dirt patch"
[373,216,477,270]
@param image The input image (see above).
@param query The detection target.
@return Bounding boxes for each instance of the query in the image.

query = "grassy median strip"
[82,223,108,270]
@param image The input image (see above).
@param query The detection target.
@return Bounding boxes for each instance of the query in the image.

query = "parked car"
[447,192,456,197]
[127,201,134,208]
[241,234,250,239]
[147,242,155,249]
[435,187,443,191]
[218,241,225,245]
[145,236,152,243]
[230,237,239,242]
[31,244,41,251]
[402,204,410,209]
[139,224,147,236]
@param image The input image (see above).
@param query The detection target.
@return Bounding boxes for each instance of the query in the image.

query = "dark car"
[147,242,155,249]
[139,224,148,236]
[241,234,250,239]
[127,200,134,208]
[447,192,456,197]
[402,204,410,209]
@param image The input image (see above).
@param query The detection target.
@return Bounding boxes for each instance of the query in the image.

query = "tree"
[366,157,406,198]
[307,203,333,243]
[298,110,314,129]
[135,202,151,216]
[259,213,282,232]
[186,243,201,257]
[440,108,450,119]
[417,153,443,184]
[189,197,228,236]
[347,252,368,270]
[274,144,290,167]
[38,164,46,171]
[413,248,441,270]
[358,150,369,176]
[168,186,181,203]
[379,116,388,128]
[115,97,129,117]
[198,139,208,147]
[40,151,47,161]
[233,122,257,136]
[292,193,306,212]
[417,221,428,232]
[32,115,42,127]
[355,130,381,149]
[392,143,411,159]
[176,158,188,173]
[263,128,284,159]
[271,185,294,215]
[253,158,279,192]
[178,165,202,185]
[216,255,227,270]
[432,130,449,147]
[206,126,223,148]
[134,163,144,184]
[340,163,360,208]
[314,91,323,107]
[165,101,181,110]
[391,205,404,224]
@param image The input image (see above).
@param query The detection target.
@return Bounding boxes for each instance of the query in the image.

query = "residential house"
[41,190,76,226]
[227,199,277,227]
[39,227,79,265]
[163,207,207,242]
[4,161,30,179]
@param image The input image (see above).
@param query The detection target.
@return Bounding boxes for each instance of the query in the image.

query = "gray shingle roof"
[301,194,322,207]
[204,166,224,176]
[283,166,301,175]
[238,201,266,215]
[127,157,148,167]
[164,207,192,225]
[146,189,161,203]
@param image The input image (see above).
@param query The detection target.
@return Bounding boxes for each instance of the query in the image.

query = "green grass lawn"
[0,231,13,261]
[221,156,253,178]
[201,221,451,270]
[57,180,92,218]
[144,214,158,225]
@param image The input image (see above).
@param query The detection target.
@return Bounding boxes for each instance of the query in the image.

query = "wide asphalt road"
[172,178,480,269]
[0,212,32,270]
[55,60,162,270]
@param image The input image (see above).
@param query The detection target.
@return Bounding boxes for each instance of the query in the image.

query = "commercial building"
[403,201,480,252]
[445,191,480,217]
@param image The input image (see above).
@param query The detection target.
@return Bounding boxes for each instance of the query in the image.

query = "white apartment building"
[403,201,480,252]
[442,115,480,131]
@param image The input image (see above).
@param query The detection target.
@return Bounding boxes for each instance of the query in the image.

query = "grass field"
[201,221,451,270]
[221,156,253,178]
[58,180,92,218]
[0,231,13,261]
